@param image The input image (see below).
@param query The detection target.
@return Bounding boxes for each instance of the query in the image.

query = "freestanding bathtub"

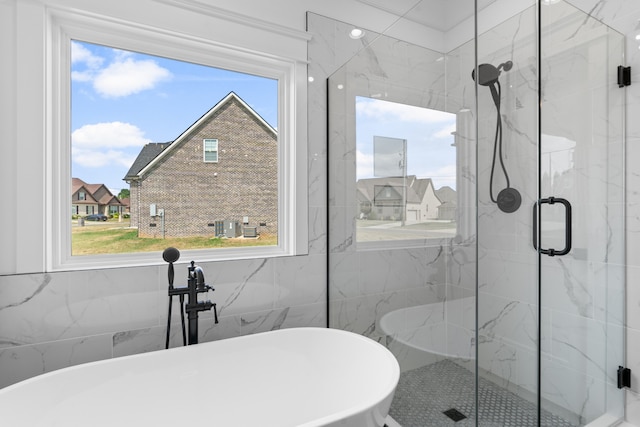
[0,327,399,427]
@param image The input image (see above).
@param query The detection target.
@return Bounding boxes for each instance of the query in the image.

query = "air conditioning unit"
[243,226,258,238]
[224,220,242,237]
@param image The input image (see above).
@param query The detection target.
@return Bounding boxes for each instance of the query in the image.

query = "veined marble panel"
[239,303,326,336]
[0,334,112,389]
[201,258,275,318]
[0,266,160,347]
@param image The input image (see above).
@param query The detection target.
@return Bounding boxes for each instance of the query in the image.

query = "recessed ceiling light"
[349,28,365,39]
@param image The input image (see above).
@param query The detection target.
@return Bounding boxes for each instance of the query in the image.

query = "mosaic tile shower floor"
[389,360,576,427]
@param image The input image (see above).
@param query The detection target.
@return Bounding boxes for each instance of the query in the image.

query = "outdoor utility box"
[214,220,225,237]
[224,220,242,237]
[243,226,258,238]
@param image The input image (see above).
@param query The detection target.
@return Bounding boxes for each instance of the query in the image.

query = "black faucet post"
[164,248,218,347]
[184,261,218,345]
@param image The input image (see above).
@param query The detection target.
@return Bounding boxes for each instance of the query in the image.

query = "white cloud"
[356,98,455,124]
[71,41,104,69]
[72,122,148,169]
[433,123,456,139]
[72,122,150,149]
[73,147,138,168]
[93,58,172,98]
[356,149,374,179]
[71,70,94,83]
[71,42,172,98]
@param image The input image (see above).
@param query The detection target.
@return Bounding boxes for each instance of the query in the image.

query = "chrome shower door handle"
[532,197,572,256]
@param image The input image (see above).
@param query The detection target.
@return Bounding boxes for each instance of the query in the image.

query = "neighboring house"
[435,186,457,221]
[72,178,125,217]
[356,175,452,221]
[120,198,131,216]
[124,92,278,238]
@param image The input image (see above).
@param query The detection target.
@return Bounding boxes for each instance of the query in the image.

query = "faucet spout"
[192,265,206,290]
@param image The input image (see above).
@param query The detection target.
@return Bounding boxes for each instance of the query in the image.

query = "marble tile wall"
[0,255,327,388]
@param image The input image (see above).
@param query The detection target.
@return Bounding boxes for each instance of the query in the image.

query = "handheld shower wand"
[472,60,521,213]
[163,247,186,349]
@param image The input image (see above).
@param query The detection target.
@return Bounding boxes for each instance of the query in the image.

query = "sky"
[71,40,278,195]
[355,96,457,190]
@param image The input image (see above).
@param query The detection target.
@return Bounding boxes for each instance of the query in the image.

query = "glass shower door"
[538,1,625,424]
[475,1,625,425]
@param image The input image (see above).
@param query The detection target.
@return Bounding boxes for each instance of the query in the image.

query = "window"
[203,139,219,163]
[78,191,85,200]
[45,9,308,271]
[355,96,457,244]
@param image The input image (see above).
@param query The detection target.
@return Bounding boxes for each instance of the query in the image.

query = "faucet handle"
[212,302,219,324]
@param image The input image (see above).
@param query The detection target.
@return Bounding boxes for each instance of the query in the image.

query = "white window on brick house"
[203,139,219,163]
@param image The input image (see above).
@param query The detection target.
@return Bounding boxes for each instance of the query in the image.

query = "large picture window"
[71,40,278,256]
[46,10,308,270]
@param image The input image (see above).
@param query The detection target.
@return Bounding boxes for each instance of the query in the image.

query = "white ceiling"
[357,0,497,32]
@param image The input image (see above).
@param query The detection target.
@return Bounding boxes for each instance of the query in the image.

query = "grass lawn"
[71,220,276,255]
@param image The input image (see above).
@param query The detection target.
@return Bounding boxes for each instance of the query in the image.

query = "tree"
[118,188,130,200]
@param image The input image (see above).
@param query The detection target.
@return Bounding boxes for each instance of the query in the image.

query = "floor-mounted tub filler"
[0,327,399,427]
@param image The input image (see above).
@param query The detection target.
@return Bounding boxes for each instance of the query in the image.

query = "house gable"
[128,92,276,181]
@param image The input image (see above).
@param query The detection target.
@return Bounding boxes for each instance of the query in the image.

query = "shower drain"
[443,408,467,422]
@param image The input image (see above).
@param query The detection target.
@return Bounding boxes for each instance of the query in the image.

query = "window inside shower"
[355,96,458,243]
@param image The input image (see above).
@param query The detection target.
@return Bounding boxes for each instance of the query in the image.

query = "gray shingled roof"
[123,142,171,181]
[435,186,456,204]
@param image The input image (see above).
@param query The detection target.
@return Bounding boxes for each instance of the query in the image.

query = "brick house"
[72,177,125,217]
[123,92,278,238]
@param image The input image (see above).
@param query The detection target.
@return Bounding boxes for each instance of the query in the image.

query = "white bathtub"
[0,327,399,427]
[379,297,475,371]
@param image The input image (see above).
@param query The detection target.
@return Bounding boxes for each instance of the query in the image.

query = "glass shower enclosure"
[318,0,625,425]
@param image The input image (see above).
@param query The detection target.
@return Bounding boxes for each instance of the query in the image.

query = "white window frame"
[45,8,308,271]
[203,139,219,163]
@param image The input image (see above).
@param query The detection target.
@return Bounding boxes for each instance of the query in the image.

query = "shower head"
[471,61,513,86]
[162,247,180,288]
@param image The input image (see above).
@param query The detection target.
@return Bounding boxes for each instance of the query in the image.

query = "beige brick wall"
[135,98,278,238]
